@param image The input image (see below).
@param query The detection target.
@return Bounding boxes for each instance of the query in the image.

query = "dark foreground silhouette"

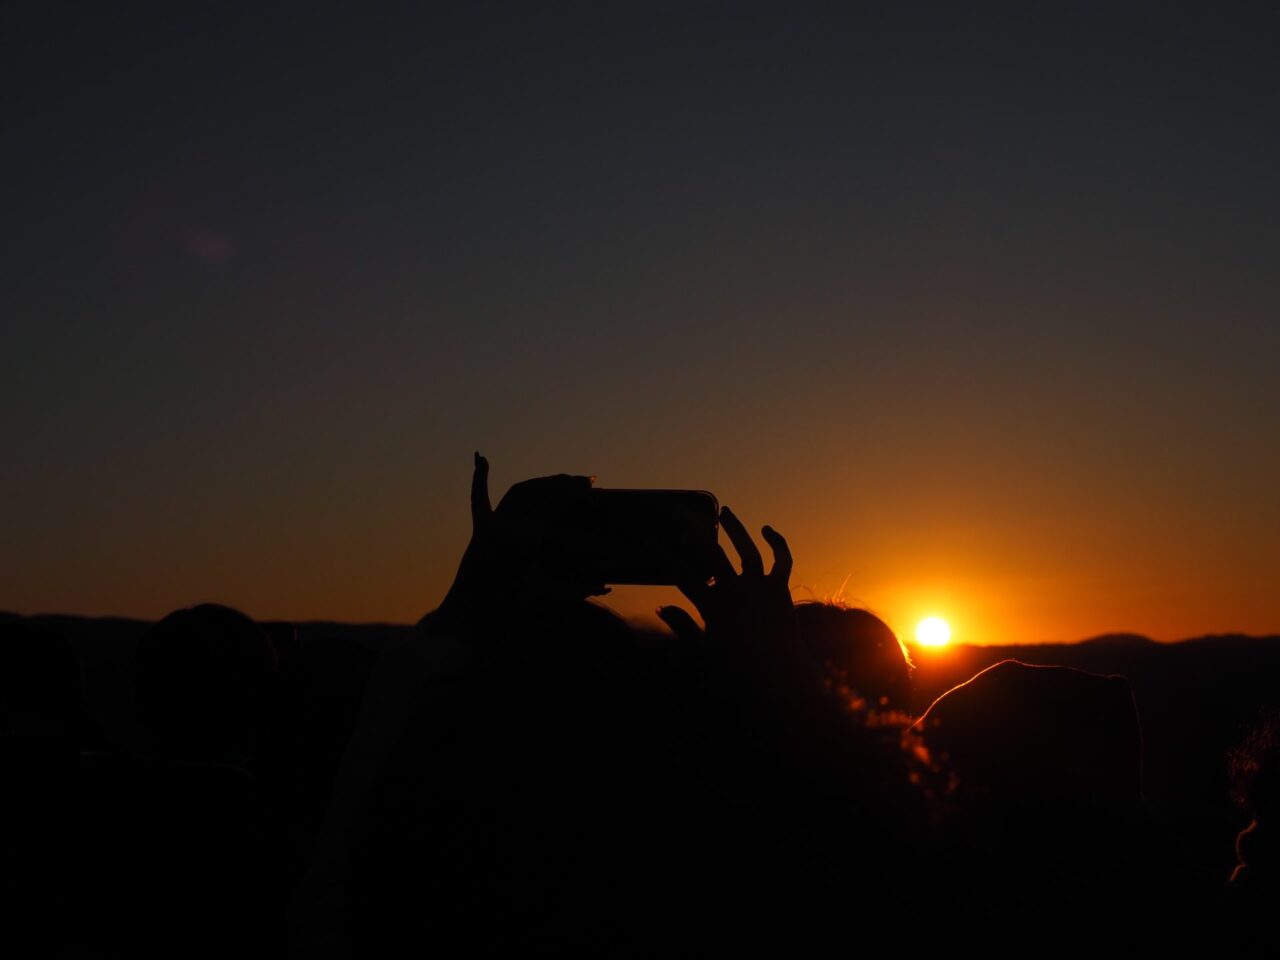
[3,456,1277,953]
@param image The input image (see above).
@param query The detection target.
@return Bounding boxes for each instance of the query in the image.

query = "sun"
[915,616,952,647]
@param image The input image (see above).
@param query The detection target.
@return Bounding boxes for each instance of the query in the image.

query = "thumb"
[471,451,493,529]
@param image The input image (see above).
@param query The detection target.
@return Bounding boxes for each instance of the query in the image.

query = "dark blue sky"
[5,2,1278,641]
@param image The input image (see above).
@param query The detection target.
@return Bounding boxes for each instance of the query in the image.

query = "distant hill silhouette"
[7,611,1279,895]
[1079,632,1159,647]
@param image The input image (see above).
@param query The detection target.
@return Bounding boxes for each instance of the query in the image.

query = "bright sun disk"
[916,616,951,647]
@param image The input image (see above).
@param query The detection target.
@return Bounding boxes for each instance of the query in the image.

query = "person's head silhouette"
[134,604,277,765]
[793,602,912,711]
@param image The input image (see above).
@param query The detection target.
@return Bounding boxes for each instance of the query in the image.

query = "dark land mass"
[9,612,1280,893]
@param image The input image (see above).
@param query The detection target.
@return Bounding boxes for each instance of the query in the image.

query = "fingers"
[761,525,792,583]
[675,575,711,612]
[471,452,493,529]
[719,506,764,577]
[657,605,704,643]
[704,541,737,585]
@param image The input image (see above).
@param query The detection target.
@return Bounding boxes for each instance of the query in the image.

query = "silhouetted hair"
[914,659,1143,809]
[1228,712,1280,883]
[793,602,913,711]
[1231,712,1280,821]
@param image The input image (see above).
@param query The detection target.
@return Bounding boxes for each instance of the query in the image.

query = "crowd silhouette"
[1,453,1274,954]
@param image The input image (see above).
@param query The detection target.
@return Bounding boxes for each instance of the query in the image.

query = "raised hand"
[430,453,610,636]
[657,506,846,798]
[657,505,795,652]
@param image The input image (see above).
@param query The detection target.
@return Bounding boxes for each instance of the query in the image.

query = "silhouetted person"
[296,455,924,957]
[793,601,913,712]
[56,605,296,954]
[134,603,278,766]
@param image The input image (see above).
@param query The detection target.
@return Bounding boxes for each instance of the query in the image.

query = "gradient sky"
[5,3,1278,644]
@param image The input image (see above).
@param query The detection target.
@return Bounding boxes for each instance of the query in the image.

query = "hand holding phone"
[562,488,720,586]
[431,456,720,635]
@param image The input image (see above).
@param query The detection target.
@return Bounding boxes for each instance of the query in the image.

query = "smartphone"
[563,488,720,586]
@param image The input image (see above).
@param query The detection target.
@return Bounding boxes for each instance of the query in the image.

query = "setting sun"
[916,616,952,647]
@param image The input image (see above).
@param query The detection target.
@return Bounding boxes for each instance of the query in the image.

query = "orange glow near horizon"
[6,447,1280,647]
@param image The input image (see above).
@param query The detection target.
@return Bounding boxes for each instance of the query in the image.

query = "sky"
[4,2,1278,644]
